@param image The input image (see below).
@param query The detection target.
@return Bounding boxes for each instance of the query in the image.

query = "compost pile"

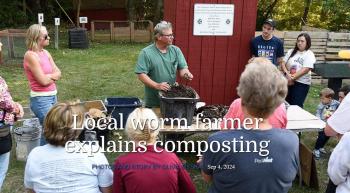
[195,105,229,121]
[164,84,196,98]
[78,108,110,146]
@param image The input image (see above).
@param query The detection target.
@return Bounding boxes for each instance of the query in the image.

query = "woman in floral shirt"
[0,76,23,191]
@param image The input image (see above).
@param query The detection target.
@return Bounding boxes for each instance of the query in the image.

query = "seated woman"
[221,57,287,129]
[199,60,299,193]
[221,98,287,129]
[113,108,196,193]
[24,102,113,193]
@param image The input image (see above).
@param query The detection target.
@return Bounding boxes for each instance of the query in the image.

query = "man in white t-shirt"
[325,94,350,136]
[328,132,350,193]
[325,94,350,193]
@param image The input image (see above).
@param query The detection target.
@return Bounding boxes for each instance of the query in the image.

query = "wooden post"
[7,35,15,59]
[0,42,3,64]
[91,21,95,41]
[130,21,135,42]
[149,21,154,42]
[76,0,81,27]
[55,25,59,49]
[110,21,114,41]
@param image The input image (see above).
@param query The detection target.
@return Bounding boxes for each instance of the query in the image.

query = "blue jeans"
[30,95,57,145]
[0,152,10,191]
[286,81,310,108]
[315,130,330,150]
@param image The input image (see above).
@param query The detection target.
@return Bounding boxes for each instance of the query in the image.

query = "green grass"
[0,40,335,193]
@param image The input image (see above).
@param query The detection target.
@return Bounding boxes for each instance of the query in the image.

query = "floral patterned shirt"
[0,76,17,125]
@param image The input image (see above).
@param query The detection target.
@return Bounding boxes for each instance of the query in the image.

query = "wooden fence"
[0,29,27,64]
[90,20,153,42]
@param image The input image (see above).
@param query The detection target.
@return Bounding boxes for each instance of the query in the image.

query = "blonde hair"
[249,57,272,65]
[44,102,85,146]
[320,88,335,98]
[125,108,159,143]
[26,24,45,51]
[237,60,287,118]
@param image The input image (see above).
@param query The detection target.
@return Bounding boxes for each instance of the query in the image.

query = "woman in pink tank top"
[23,24,61,145]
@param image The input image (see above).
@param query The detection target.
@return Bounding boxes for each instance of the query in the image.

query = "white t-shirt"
[283,49,316,85]
[24,142,113,193]
[327,94,350,134]
[328,132,350,193]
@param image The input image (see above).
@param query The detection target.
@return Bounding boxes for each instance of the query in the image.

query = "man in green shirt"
[135,21,193,107]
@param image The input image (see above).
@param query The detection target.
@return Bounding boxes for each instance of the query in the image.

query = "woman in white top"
[24,102,113,193]
[281,33,316,108]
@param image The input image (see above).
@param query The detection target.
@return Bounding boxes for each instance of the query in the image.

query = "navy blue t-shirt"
[200,128,299,193]
[250,35,284,66]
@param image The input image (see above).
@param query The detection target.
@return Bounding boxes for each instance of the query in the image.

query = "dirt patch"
[164,84,196,98]
[195,105,229,121]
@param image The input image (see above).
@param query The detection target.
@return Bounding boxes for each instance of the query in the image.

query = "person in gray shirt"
[199,58,299,193]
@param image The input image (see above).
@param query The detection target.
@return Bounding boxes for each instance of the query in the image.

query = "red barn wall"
[164,0,258,105]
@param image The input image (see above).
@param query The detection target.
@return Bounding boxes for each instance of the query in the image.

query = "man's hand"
[156,82,171,91]
[179,68,193,81]
[183,72,193,81]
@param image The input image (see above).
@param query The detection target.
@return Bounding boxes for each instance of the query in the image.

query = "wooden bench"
[326,32,350,61]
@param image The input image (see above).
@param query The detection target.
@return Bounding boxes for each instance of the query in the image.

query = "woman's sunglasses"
[43,34,49,40]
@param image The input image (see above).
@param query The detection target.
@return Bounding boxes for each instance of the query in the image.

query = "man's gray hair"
[154,21,172,40]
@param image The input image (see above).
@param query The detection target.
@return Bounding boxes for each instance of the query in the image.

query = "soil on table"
[164,84,196,98]
[195,105,229,121]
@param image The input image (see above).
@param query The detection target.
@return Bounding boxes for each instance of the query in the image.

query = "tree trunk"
[302,0,312,25]
[76,0,81,27]
[153,0,163,24]
[127,0,135,21]
[23,0,26,14]
[27,0,41,13]
[320,0,328,21]
[263,0,279,20]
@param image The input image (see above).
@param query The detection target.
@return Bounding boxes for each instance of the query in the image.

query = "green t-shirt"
[135,43,188,107]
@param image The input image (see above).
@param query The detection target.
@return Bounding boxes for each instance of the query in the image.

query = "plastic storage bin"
[105,97,142,128]
[159,91,200,126]
[68,28,89,49]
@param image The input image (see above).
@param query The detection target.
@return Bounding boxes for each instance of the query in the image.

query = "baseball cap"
[263,19,276,28]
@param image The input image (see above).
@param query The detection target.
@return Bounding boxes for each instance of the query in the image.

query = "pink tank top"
[23,50,56,92]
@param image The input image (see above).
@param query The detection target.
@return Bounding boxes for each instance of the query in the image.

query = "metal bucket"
[13,118,41,161]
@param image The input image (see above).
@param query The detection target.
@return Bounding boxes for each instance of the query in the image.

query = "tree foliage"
[0,0,73,29]
[0,0,28,28]
[1,0,349,31]
[257,0,350,31]
[126,0,163,23]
